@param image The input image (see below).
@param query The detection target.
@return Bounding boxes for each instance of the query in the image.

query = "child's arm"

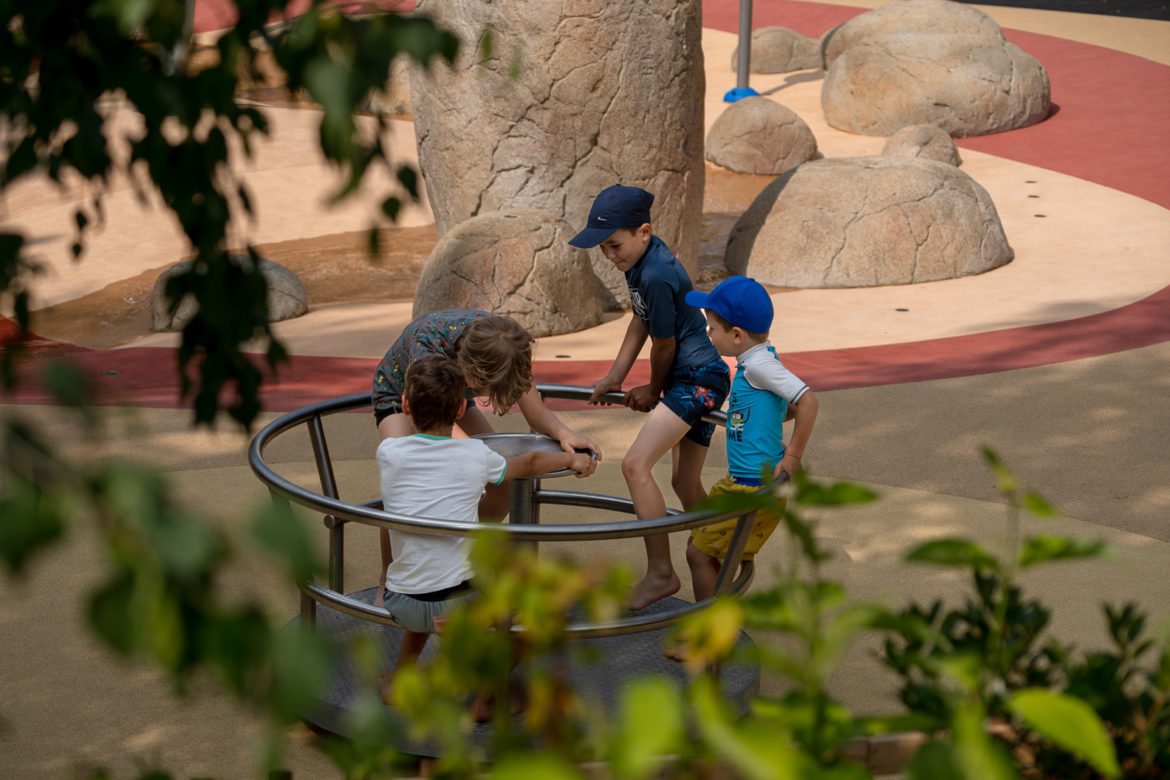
[516,388,602,459]
[504,450,597,481]
[625,335,675,412]
[776,390,818,480]
[589,315,649,404]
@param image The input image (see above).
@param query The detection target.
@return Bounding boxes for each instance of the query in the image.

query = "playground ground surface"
[2,1,1169,777]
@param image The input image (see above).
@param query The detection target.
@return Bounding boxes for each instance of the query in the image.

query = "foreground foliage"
[1,0,455,425]
[2,3,1167,778]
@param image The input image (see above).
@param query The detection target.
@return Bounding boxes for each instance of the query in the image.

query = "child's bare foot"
[627,571,680,611]
[663,641,689,663]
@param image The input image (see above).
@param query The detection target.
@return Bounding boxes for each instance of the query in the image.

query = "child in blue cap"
[571,184,731,610]
[682,275,819,603]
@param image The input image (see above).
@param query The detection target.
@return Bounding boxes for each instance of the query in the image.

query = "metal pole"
[724,0,760,102]
[308,414,345,593]
[737,0,752,91]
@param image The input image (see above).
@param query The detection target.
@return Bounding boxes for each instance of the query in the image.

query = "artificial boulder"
[732,26,822,73]
[725,156,1013,288]
[882,124,962,166]
[822,33,1050,137]
[822,0,1003,67]
[412,209,604,338]
[411,0,706,279]
[706,97,818,176]
[150,255,307,332]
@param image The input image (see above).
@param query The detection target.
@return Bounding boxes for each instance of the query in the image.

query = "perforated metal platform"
[289,589,760,758]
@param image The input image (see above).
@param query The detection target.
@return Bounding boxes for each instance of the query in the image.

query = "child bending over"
[372,310,601,603]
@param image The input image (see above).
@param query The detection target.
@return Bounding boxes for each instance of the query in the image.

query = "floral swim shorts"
[660,356,731,447]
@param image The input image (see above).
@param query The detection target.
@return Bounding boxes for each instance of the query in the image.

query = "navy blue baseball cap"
[569,185,655,248]
[685,276,774,333]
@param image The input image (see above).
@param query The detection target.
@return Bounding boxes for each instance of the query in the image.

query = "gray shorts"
[383,589,478,634]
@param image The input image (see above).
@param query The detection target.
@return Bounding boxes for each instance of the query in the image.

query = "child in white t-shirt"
[377,354,596,696]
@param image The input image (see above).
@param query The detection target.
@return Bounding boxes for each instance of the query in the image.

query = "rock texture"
[731,26,822,73]
[150,255,308,332]
[412,209,603,337]
[822,33,1050,137]
[725,157,1013,288]
[412,0,705,279]
[706,97,818,175]
[822,0,1003,67]
[882,124,962,166]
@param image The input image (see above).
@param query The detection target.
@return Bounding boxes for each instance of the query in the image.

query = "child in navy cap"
[571,184,731,610]
[682,275,819,604]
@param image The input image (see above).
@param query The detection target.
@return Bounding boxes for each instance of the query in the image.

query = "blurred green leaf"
[907,740,963,780]
[932,652,984,694]
[953,704,1019,780]
[1008,689,1120,778]
[0,481,68,575]
[611,677,685,779]
[673,597,744,673]
[796,479,878,507]
[1021,490,1056,517]
[149,510,222,580]
[491,751,584,779]
[692,677,801,779]
[88,573,139,656]
[270,628,334,722]
[250,500,321,583]
[1018,535,1109,569]
[382,195,401,222]
[981,446,1018,496]
[41,359,94,416]
[906,539,1000,570]
[396,165,418,199]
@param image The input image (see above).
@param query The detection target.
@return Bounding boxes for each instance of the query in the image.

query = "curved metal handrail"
[249,385,771,637]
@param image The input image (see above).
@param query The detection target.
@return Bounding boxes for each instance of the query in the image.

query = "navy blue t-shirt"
[625,235,720,382]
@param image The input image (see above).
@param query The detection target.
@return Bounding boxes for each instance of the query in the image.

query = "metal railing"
[248,385,772,638]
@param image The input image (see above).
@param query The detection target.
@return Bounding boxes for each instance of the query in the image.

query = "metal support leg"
[308,414,345,593]
[300,589,317,630]
[712,511,757,596]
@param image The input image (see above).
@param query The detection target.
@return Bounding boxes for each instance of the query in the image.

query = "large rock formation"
[822,33,1050,137]
[731,26,822,73]
[412,0,705,280]
[822,0,1004,67]
[150,255,307,332]
[726,157,1013,288]
[706,97,818,176]
[882,124,962,166]
[412,209,603,338]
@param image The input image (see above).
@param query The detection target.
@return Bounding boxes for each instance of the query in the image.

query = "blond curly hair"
[455,315,534,414]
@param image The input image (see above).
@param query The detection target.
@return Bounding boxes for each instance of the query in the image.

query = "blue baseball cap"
[685,276,774,333]
[569,185,655,248]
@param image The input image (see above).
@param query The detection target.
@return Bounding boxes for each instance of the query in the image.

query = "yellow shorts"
[690,475,784,561]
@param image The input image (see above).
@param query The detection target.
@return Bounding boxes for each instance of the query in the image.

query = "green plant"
[1,0,456,426]
[883,447,1168,779]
